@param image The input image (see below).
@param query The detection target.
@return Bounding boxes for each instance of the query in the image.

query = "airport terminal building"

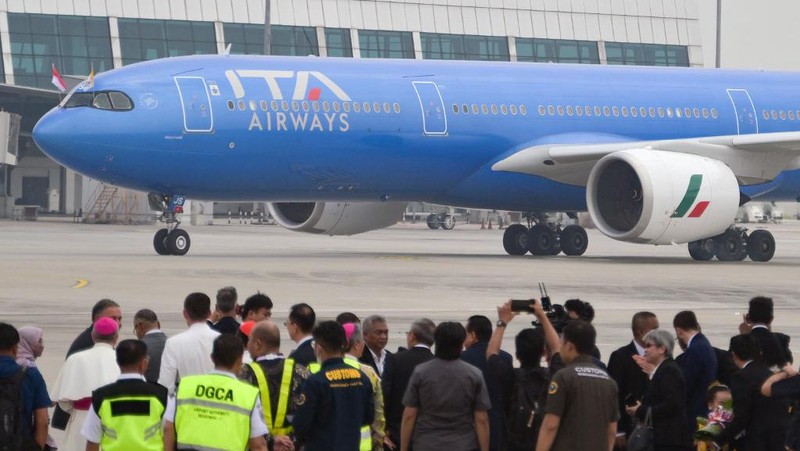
[0,0,703,219]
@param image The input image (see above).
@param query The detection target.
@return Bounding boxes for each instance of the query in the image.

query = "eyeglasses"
[644,343,655,348]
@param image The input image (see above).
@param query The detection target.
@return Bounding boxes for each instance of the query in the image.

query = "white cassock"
[49,342,119,451]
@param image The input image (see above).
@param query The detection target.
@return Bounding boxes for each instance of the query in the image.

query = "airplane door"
[175,76,213,133]
[412,81,447,135]
[727,89,758,134]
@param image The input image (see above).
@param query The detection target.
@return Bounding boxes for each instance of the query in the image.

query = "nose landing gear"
[149,193,191,256]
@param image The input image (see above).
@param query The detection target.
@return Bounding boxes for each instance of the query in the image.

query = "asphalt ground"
[1,218,799,392]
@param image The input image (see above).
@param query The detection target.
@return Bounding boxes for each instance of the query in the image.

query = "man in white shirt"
[158,292,220,394]
[360,315,395,378]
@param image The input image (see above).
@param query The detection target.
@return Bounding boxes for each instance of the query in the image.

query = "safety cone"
[488,219,493,229]
[480,219,486,229]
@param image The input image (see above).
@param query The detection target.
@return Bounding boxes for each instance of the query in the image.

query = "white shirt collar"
[742,360,754,369]
[297,335,313,346]
[118,373,146,381]
[255,353,283,361]
[190,322,211,330]
[369,346,386,362]
[633,340,645,357]
[751,324,769,330]
[144,329,163,336]
[413,344,431,350]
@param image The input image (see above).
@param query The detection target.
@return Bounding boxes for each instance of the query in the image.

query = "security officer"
[81,339,168,451]
[239,321,310,451]
[342,322,386,451]
[163,334,269,451]
[293,321,374,451]
[536,321,619,451]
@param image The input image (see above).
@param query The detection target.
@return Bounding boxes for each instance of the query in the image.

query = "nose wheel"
[150,193,191,256]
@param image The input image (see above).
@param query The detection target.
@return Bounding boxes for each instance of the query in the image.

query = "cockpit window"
[62,91,134,111]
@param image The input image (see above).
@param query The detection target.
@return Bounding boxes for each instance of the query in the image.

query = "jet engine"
[586,150,740,245]
[267,201,406,235]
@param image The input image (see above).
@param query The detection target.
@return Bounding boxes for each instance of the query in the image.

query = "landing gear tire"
[747,230,775,262]
[426,214,440,230]
[560,225,588,256]
[440,215,456,230]
[688,239,715,261]
[503,224,529,256]
[714,229,745,261]
[166,229,191,256]
[153,229,170,255]
[528,224,560,256]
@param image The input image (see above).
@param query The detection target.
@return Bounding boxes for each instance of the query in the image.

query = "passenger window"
[585,106,592,117]
[539,105,546,116]
[519,105,527,115]
[227,100,235,111]
[303,101,310,112]
[384,102,390,113]
[482,104,489,114]
[249,100,257,111]
[594,106,601,116]
[566,106,573,116]
[658,107,665,118]
[711,108,718,118]
[384,103,390,113]
[790,111,796,120]
[271,100,278,111]
[575,106,582,116]
[548,105,555,116]
[502,104,509,115]
[238,100,246,111]
[291,101,299,111]
[685,108,691,118]
[333,102,341,112]
[491,104,498,115]
[343,102,351,113]
[631,107,638,117]
[667,108,674,118]
[675,108,682,118]
[772,110,778,120]
[92,93,112,110]
[702,108,709,118]
[353,102,361,113]
[621,107,628,117]
[463,104,469,114]
[603,106,610,117]
[364,102,371,113]
[612,106,619,117]
[557,105,564,116]
[313,102,320,112]
[781,110,787,120]
[394,103,401,113]
[260,101,268,111]
[280,101,288,111]
[640,107,646,117]
[693,108,700,118]
[452,104,459,114]
[108,92,133,110]
[510,105,517,115]
[649,107,656,118]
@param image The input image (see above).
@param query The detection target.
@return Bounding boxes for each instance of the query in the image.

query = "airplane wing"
[492,131,800,186]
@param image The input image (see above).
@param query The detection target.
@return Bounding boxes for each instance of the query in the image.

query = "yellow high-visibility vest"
[175,373,259,451]
[248,358,295,436]
[97,395,165,451]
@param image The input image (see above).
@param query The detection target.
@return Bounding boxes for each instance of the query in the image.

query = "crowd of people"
[0,290,798,451]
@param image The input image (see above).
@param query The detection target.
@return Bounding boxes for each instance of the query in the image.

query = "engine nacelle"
[267,201,406,235]
[586,150,740,245]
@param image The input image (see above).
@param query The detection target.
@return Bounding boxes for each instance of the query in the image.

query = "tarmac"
[1,217,800,391]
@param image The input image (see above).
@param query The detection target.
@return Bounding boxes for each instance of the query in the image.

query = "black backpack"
[506,367,550,451]
[0,366,26,451]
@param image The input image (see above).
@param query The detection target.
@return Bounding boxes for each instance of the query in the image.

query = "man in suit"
[382,318,435,450]
[741,296,792,369]
[133,309,167,383]
[673,310,718,432]
[360,315,395,379]
[716,334,790,450]
[462,315,513,451]
[287,303,317,367]
[607,311,659,450]
[67,299,123,357]
[208,286,241,335]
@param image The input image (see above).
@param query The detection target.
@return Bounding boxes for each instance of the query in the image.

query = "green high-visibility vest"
[175,373,259,451]
[97,395,165,451]
[309,358,372,451]
[248,358,295,436]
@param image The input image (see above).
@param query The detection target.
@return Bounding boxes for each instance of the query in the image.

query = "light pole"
[715,0,722,68]
[263,0,271,55]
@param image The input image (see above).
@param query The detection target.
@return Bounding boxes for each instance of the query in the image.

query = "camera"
[512,283,570,332]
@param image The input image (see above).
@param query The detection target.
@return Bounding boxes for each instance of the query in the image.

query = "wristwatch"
[496,320,507,328]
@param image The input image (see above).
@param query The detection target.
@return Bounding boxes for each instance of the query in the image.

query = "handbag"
[627,407,654,451]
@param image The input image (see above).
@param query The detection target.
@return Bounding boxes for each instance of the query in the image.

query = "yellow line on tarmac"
[72,279,89,289]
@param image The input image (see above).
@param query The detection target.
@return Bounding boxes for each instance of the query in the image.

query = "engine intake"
[268,201,406,235]
[586,150,740,245]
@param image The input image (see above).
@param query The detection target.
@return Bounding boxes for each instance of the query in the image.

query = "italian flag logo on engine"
[671,174,710,218]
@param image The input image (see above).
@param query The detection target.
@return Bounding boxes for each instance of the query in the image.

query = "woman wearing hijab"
[16,326,44,368]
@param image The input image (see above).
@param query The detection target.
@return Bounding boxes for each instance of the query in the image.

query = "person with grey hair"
[625,329,691,450]
[343,322,386,450]
[360,315,395,378]
[133,308,167,383]
[383,318,436,449]
[208,286,241,335]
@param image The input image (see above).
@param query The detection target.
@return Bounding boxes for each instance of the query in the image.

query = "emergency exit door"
[727,89,758,135]
[413,81,448,135]
[175,76,214,133]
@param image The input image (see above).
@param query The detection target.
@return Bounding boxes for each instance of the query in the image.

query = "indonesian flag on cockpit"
[51,64,67,93]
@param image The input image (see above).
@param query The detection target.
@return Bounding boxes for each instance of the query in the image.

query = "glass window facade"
[421,33,509,61]
[223,24,319,56]
[605,43,689,66]
[359,30,414,59]
[516,38,599,64]
[8,13,112,88]
[325,28,352,58]
[118,18,216,65]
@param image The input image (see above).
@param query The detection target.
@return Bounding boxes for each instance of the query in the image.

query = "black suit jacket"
[289,339,317,367]
[717,361,790,451]
[677,333,718,431]
[635,358,691,449]
[208,317,241,336]
[382,346,434,443]
[751,327,793,368]
[607,341,649,436]
[359,346,395,379]
[140,331,167,383]
[66,325,94,357]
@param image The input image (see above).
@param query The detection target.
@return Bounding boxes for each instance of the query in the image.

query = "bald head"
[247,320,281,358]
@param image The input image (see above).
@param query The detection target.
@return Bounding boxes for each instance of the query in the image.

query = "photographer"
[486,299,560,451]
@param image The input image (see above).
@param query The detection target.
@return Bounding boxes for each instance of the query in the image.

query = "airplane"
[32,55,800,261]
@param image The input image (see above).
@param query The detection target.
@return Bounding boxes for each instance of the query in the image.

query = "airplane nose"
[33,108,80,168]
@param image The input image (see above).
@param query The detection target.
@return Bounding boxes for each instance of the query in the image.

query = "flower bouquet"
[694,404,733,450]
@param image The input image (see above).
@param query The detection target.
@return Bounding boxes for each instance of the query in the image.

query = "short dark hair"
[116,339,148,367]
[336,312,361,325]
[212,334,244,368]
[241,293,273,320]
[673,311,700,331]
[184,292,211,321]
[434,322,466,360]
[632,311,657,334]
[134,309,158,325]
[0,323,20,352]
[706,385,731,406]
[312,321,346,354]
[748,296,774,324]
[409,318,435,346]
[92,299,119,321]
[466,315,492,342]
[562,320,596,355]
[216,287,238,313]
[565,299,595,322]
[729,334,760,362]
[290,303,316,334]
[516,328,545,367]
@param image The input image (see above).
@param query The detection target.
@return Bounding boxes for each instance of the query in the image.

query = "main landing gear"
[149,193,191,256]
[502,215,588,257]
[688,227,775,262]
[426,213,456,230]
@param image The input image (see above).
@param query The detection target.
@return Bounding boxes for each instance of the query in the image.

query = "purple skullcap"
[343,323,356,342]
[93,317,118,335]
